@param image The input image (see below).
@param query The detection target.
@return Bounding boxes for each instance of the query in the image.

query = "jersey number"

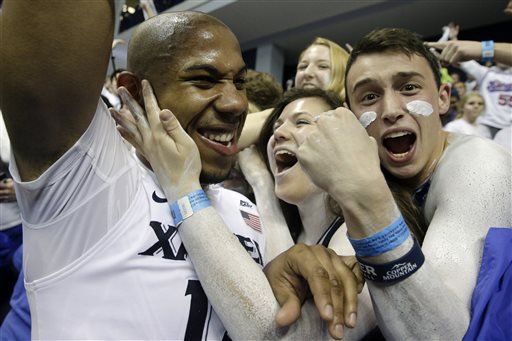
[184,280,231,341]
[498,94,512,107]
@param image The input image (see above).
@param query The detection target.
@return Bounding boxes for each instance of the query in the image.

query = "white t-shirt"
[10,100,265,340]
[460,61,512,130]
[443,118,483,137]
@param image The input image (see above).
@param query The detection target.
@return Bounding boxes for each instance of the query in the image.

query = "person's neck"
[463,115,477,125]
[296,192,337,245]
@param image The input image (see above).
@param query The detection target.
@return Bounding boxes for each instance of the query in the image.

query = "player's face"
[152,26,248,184]
[267,97,329,204]
[295,45,332,91]
[346,51,451,188]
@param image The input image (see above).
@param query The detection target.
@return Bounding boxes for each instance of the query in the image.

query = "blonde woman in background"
[295,37,349,100]
[240,37,349,148]
[444,92,486,137]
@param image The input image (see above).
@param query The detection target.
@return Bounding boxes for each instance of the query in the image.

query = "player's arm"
[0,0,115,181]
[238,108,273,149]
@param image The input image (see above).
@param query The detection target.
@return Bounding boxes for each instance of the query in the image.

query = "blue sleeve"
[0,246,31,341]
[463,228,512,341]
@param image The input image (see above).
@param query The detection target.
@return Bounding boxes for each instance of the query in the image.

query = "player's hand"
[112,80,201,200]
[264,244,364,340]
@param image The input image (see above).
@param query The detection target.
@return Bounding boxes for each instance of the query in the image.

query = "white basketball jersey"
[11,100,265,340]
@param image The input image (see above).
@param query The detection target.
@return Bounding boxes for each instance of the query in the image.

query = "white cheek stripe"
[406,100,433,116]
[359,111,377,128]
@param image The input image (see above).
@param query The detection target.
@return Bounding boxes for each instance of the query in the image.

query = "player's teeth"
[204,132,234,142]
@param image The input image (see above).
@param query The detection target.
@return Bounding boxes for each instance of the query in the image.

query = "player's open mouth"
[383,131,416,160]
[198,129,238,156]
[274,149,298,173]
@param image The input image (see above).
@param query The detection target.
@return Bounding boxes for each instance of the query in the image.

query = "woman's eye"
[296,119,311,126]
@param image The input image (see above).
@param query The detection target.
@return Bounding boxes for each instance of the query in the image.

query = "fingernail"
[160,109,172,122]
[348,313,357,327]
[335,324,344,339]
[324,304,333,319]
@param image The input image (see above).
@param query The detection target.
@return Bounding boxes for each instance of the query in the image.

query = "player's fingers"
[329,253,359,328]
[290,246,335,323]
[307,246,345,322]
[340,255,365,293]
[275,296,302,327]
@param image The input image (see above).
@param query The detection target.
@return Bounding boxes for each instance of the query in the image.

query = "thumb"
[275,295,302,327]
[159,109,193,146]
[159,109,181,132]
[368,136,380,155]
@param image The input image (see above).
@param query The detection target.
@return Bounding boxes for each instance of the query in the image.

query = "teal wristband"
[170,189,211,227]
[348,215,410,257]
[481,40,494,63]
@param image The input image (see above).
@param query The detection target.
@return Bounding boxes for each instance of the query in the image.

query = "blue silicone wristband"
[481,40,494,63]
[356,237,424,284]
[170,189,211,227]
[348,215,410,257]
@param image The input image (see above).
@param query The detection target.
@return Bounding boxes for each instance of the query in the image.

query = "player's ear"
[117,72,143,105]
[438,83,451,115]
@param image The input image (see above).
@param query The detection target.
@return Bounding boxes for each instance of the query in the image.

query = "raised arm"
[426,40,512,66]
[0,1,115,181]
[238,108,273,149]
[237,145,294,262]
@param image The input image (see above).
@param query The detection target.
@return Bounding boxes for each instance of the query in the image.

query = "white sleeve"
[11,99,139,281]
[459,60,489,84]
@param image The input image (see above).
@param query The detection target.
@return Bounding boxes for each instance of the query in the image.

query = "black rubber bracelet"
[356,237,425,284]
